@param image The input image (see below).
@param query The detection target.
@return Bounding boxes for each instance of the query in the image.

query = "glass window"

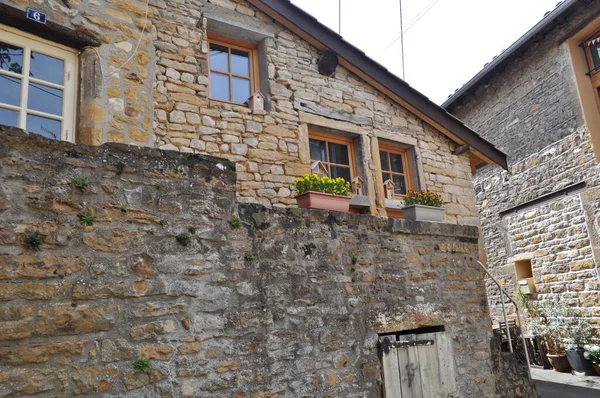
[380,147,411,197]
[0,26,76,142]
[309,135,353,183]
[209,39,255,104]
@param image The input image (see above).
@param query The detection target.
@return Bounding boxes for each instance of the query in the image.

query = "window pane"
[0,107,19,127]
[209,44,229,72]
[382,172,391,184]
[30,52,64,85]
[0,42,23,74]
[210,72,229,101]
[390,153,404,173]
[28,83,63,115]
[0,74,21,106]
[330,166,351,182]
[232,77,251,104]
[393,175,407,195]
[231,49,250,77]
[26,114,61,140]
[380,151,389,171]
[328,142,350,165]
[591,43,600,69]
[309,139,327,162]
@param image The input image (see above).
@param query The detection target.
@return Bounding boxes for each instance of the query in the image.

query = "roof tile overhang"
[248,0,508,170]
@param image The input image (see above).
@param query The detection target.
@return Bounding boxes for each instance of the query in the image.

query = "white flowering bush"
[584,345,600,365]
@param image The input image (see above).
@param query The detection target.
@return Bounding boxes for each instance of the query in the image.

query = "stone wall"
[0,0,478,220]
[474,128,600,329]
[444,0,600,330]
[0,128,536,397]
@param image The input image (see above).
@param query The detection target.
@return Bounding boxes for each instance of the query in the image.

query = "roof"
[442,0,578,109]
[248,0,508,170]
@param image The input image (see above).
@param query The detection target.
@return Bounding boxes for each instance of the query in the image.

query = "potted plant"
[564,317,595,375]
[401,190,445,222]
[294,174,351,212]
[526,300,571,372]
[583,344,600,375]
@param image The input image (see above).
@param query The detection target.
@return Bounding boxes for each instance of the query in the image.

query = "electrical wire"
[380,0,443,54]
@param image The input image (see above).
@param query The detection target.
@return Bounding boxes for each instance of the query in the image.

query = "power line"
[381,0,443,55]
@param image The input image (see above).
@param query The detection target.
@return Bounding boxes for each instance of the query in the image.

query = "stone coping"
[241,203,479,240]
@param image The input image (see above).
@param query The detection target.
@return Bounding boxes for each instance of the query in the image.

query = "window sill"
[385,198,406,210]
[350,194,370,209]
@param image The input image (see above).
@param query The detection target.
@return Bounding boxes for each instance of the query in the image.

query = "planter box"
[402,204,445,222]
[296,191,351,212]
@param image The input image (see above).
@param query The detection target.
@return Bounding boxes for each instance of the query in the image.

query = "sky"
[291,0,562,104]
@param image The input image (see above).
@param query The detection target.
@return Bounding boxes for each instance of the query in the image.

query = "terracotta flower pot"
[546,353,571,372]
[296,191,351,212]
[593,364,600,376]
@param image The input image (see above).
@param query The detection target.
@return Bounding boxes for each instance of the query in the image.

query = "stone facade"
[445,0,600,329]
[0,0,480,220]
[0,128,535,397]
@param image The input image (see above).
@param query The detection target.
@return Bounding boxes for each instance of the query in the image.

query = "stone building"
[444,0,600,329]
[0,0,505,221]
[0,0,542,397]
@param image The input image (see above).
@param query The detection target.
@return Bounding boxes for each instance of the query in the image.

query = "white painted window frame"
[0,24,77,142]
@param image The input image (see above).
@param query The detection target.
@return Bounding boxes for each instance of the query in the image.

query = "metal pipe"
[499,289,513,353]
[515,305,532,378]
[477,261,531,372]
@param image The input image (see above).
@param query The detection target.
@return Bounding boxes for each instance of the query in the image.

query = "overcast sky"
[291,0,561,104]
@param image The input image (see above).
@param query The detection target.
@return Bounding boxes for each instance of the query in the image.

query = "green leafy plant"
[154,184,165,191]
[176,233,192,247]
[523,299,572,355]
[157,219,168,227]
[72,174,92,191]
[584,345,600,365]
[294,174,351,196]
[229,216,242,229]
[564,317,594,350]
[244,252,256,261]
[78,212,94,227]
[114,161,126,175]
[25,231,45,250]
[132,359,151,373]
[404,190,443,207]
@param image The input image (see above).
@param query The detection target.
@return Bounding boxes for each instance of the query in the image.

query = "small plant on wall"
[132,359,151,373]
[24,230,46,250]
[294,174,351,212]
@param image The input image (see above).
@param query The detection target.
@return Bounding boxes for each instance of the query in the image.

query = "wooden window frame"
[582,31,600,112]
[207,33,259,106]
[0,24,77,142]
[378,141,413,199]
[308,130,357,180]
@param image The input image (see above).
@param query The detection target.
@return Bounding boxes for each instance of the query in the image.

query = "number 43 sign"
[26,8,47,24]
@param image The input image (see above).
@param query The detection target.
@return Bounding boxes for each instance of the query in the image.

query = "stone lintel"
[299,112,365,135]
[0,3,101,48]
[204,4,277,43]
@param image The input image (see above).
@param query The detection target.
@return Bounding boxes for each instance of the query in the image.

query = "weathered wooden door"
[380,332,457,398]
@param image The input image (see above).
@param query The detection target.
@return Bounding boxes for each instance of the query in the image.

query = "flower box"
[296,191,351,212]
[402,204,445,222]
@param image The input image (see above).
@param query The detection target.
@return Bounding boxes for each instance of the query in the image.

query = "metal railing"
[477,261,531,377]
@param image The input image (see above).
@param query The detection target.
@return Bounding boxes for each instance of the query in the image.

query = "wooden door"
[380,332,457,398]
